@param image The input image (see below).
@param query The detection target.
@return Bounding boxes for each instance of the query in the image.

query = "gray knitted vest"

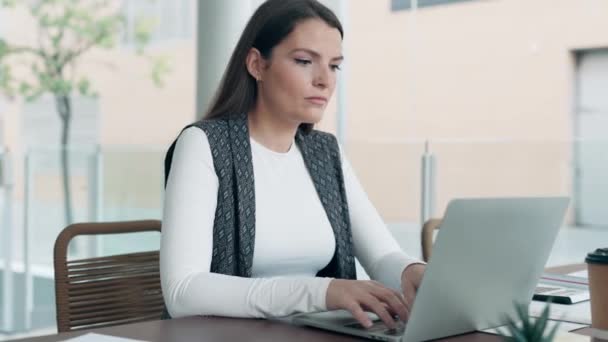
[162,114,356,318]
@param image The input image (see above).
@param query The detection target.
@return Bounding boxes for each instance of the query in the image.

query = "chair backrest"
[53,220,163,332]
[421,218,442,262]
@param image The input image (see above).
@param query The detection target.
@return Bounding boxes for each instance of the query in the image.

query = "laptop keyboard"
[344,320,406,335]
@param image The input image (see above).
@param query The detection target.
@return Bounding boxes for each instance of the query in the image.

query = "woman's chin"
[298,109,325,125]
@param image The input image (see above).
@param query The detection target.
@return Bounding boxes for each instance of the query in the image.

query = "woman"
[161,0,425,330]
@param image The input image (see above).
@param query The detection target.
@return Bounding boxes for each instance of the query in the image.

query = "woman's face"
[253,19,343,126]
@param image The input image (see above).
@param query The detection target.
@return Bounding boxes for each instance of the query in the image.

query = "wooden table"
[7,264,586,342]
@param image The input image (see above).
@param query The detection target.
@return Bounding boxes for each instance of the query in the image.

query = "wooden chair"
[421,218,443,262]
[53,220,164,332]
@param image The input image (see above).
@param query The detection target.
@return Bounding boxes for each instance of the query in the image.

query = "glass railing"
[0,145,165,333]
[345,139,426,260]
[347,138,608,269]
[1,139,607,335]
[427,139,572,218]
[22,146,165,264]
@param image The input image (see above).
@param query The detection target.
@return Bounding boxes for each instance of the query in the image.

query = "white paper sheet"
[553,331,596,342]
[529,300,592,325]
[62,333,148,342]
[481,319,587,336]
[568,270,589,279]
[585,328,608,340]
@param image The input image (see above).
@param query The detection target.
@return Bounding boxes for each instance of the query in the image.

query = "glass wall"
[0,0,196,335]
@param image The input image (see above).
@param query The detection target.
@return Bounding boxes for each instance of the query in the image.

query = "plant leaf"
[133,16,158,54]
[513,302,531,338]
[24,87,45,102]
[0,39,8,58]
[0,0,17,8]
[19,81,32,94]
[77,78,91,96]
[506,321,527,342]
[0,64,15,96]
[531,301,551,341]
[543,318,561,342]
[150,55,171,87]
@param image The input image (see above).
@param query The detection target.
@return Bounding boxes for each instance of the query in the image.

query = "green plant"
[498,301,560,342]
[0,0,170,225]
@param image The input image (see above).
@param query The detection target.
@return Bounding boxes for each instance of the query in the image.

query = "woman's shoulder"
[180,125,208,141]
[177,118,231,145]
[175,126,211,156]
[188,118,230,133]
[177,120,233,159]
[164,124,215,186]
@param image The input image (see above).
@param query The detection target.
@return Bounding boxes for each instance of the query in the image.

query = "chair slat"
[69,291,163,307]
[67,263,159,278]
[70,313,163,330]
[67,271,160,282]
[68,256,159,271]
[70,302,166,320]
[68,291,162,309]
[66,274,160,290]
[68,281,161,297]
[70,298,165,316]
[67,251,158,266]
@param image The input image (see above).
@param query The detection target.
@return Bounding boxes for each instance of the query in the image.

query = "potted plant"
[498,301,560,341]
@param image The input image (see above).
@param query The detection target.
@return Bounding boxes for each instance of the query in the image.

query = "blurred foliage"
[0,0,170,101]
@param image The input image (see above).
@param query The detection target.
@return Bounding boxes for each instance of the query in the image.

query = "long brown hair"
[204,0,343,133]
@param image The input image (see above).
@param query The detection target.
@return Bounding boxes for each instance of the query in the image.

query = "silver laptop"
[293,197,570,341]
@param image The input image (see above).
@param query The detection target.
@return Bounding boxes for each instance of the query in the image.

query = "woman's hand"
[325,279,409,329]
[400,263,426,315]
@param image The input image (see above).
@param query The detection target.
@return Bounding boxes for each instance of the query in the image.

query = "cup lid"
[586,248,608,264]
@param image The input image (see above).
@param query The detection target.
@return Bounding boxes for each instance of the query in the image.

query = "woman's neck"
[248,107,298,153]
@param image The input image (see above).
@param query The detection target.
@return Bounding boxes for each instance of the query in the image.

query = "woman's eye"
[294,58,312,65]
[331,64,342,71]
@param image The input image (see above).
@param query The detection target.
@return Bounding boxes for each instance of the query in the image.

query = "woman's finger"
[368,281,409,311]
[370,287,409,322]
[360,296,397,329]
[345,301,373,329]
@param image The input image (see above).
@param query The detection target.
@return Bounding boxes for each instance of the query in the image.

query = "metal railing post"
[420,141,436,226]
[87,146,104,257]
[1,148,15,332]
[23,150,34,330]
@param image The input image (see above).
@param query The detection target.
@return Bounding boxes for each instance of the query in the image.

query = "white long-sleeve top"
[161,126,421,319]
